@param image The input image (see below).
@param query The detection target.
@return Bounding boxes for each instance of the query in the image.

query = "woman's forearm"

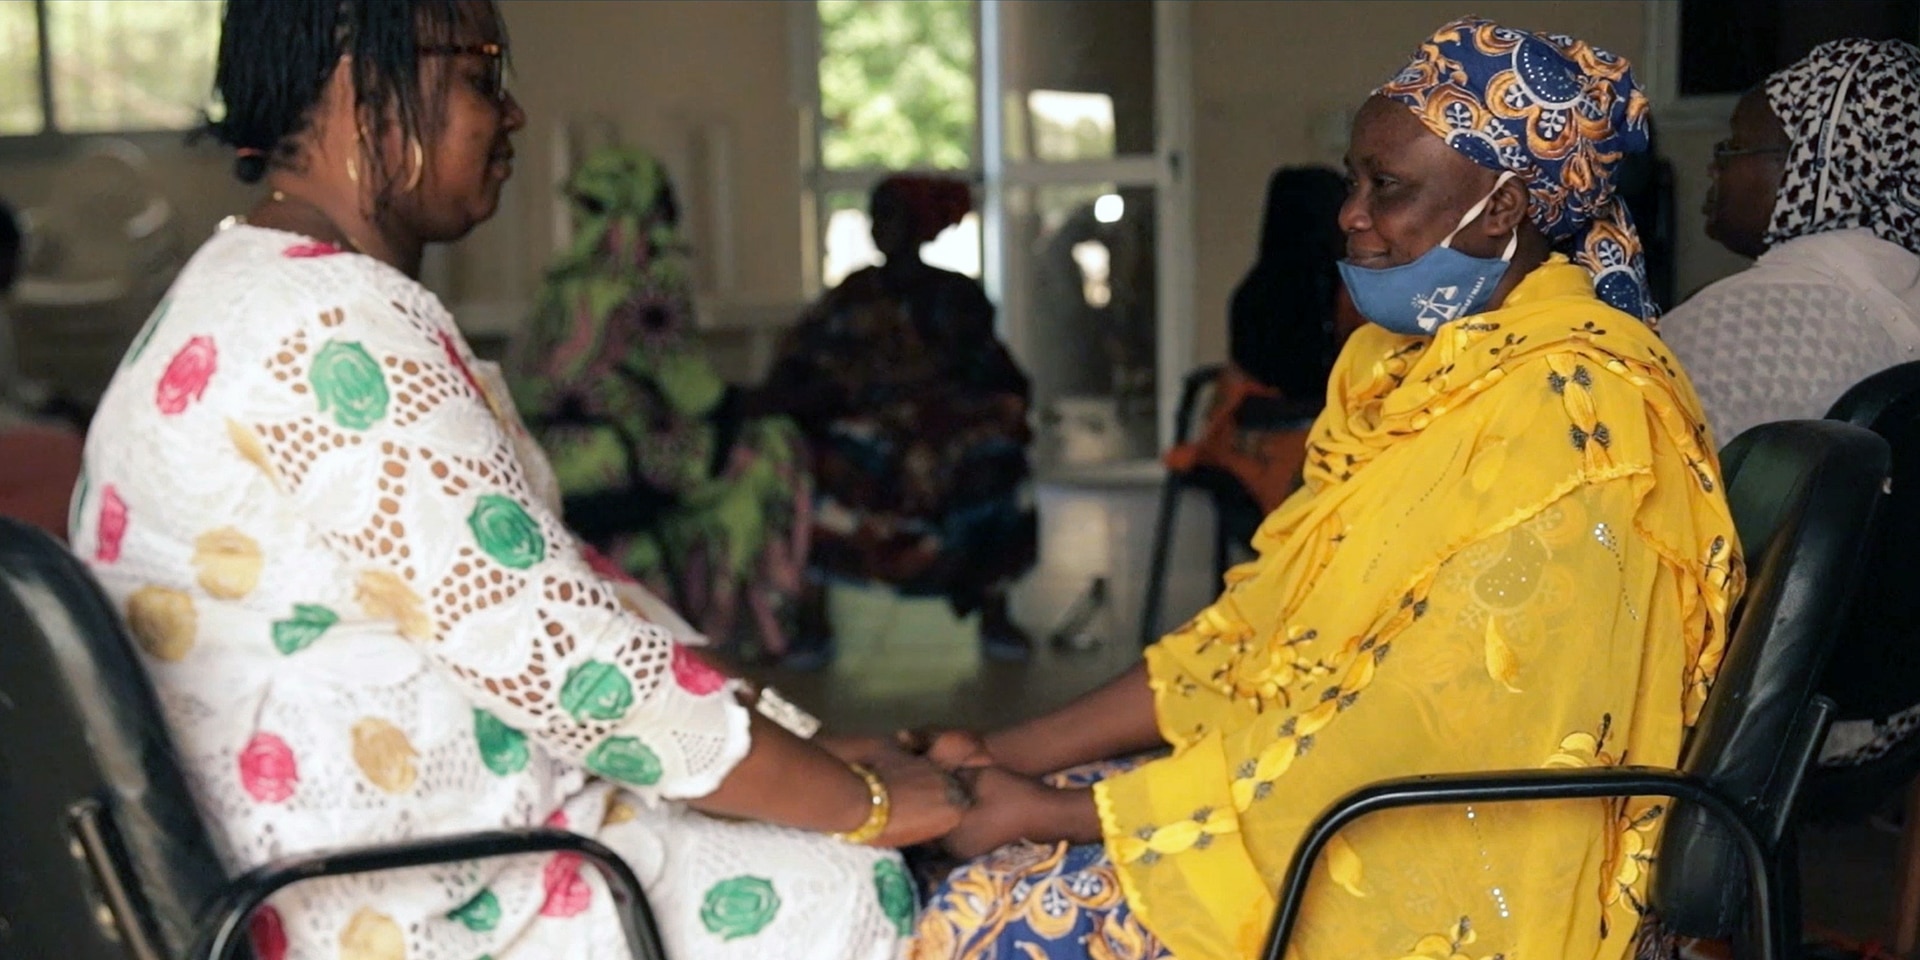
[983,662,1161,777]
[687,712,872,834]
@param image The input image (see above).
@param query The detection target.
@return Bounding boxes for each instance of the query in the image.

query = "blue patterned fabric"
[913,759,1172,960]
[1378,17,1658,323]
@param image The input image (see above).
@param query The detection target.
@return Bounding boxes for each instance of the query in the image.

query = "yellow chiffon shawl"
[1094,258,1744,960]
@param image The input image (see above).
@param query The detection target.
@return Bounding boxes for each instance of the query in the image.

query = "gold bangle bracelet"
[831,762,891,845]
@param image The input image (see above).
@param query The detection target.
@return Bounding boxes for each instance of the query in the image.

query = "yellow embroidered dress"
[1093,257,1741,960]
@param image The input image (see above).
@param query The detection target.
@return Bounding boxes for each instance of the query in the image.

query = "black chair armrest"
[189,828,666,960]
[1263,767,1779,960]
[1173,364,1226,447]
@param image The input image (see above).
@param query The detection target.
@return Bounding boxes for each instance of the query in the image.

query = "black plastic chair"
[1139,365,1319,646]
[0,519,669,960]
[1799,360,1920,952]
[1263,420,1890,960]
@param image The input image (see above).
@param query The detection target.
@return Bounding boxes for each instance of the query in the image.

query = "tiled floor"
[721,472,1910,955]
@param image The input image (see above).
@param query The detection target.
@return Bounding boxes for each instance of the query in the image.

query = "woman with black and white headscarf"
[1664,38,1920,447]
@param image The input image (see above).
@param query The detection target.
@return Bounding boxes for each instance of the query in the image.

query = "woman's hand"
[941,767,1100,860]
[896,728,995,770]
[864,749,974,848]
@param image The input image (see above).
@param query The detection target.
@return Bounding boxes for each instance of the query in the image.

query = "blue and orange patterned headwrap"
[1378,17,1657,323]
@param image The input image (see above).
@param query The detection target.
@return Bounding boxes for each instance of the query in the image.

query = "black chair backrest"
[0,518,228,959]
[1822,360,1920,721]
[1653,421,1888,937]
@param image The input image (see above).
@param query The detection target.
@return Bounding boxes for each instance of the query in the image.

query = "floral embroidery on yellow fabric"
[1397,915,1500,960]
[1089,261,1741,960]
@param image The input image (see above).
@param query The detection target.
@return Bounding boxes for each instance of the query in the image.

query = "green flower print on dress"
[270,604,338,655]
[446,888,501,932]
[473,709,530,776]
[559,661,633,721]
[700,876,780,940]
[584,736,662,786]
[310,340,390,430]
[467,494,545,570]
[873,859,914,936]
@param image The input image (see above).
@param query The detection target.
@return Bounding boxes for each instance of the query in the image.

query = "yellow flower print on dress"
[126,586,197,662]
[193,527,264,599]
[1397,915,1501,960]
[351,717,420,794]
[226,419,278,487]
[355,569,432,641]
[1543,714,1619,769]
[337,907,406,960]
[1597,800,1663,937]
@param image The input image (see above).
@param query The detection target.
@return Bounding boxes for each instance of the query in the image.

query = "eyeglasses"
[1712,139,1788,164]
[419,42,506,102]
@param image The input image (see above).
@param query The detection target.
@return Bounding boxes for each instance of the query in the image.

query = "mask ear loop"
[1442,170,1522,260]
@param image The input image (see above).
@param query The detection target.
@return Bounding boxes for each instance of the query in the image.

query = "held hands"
[819,728,1100,858]
[816,736,975,848]
[940,766,1097,860]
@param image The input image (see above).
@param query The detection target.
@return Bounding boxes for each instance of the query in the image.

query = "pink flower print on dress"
[539,852,592,917]
[238,732,299,803]
[155,336,218,415]
[671,644,727,696]
[95,485,128,564]
[248,906,288,960]
[544,807,569,829]
[282,241,344,258]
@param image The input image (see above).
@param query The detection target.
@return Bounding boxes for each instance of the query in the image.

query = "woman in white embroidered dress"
[71,2,968,958]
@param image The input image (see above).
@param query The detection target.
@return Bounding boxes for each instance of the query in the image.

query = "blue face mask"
[1338,171,1520,336]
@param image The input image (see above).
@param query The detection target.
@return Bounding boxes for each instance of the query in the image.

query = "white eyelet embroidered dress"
[72,224,913,960]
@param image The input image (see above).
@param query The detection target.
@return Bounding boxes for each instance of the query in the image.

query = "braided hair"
[202,0,506,199]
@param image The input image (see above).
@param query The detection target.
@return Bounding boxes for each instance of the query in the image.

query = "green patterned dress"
[508,146,810,655]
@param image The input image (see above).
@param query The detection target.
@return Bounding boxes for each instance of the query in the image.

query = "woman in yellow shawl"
[905,19,1741,960]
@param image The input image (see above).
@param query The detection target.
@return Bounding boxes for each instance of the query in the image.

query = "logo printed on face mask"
[1341,172,1521,336]
[1413,277,1498,330]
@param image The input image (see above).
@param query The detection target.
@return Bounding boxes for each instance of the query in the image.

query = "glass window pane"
[1011,183,1157,467]
[46,0,221,133]
[1000,0,1154,161]
[0,0,42,135]
[818,0,975,169]
[1026,89,1114,162]
[821,188,981,288]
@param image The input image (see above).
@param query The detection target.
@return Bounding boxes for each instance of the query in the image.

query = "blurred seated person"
[0,199,83,541]
[901,19,1741,960]
[1665,39,1920,776]
[1164,165,1359,514]
[1662,39,1920,445]
[762,176,1037,667]
[508,146,811,660]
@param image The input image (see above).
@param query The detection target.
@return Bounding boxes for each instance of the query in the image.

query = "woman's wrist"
[1037,786,1102,846]
[981,727,1036,776]
[830,762,891,844]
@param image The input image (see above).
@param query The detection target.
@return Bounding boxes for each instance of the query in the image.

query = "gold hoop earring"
[404,139,425,192]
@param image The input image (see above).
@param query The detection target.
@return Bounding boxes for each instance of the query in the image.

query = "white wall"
[0,1,1754,384]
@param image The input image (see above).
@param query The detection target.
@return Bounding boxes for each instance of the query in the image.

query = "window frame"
[795,0,1194,452]
[0,0,219,160]
[1641,0,1920,130]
